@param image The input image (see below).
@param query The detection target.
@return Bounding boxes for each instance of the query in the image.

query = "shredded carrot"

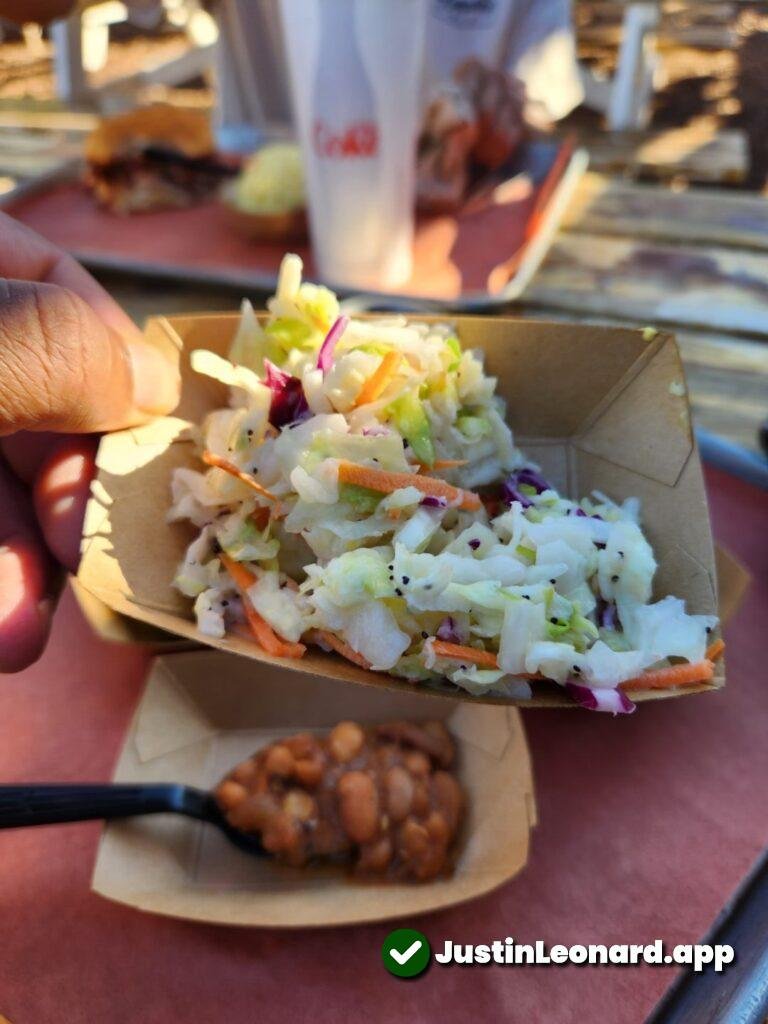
[430,639,714,693]
[337,460,482,512]
[354,350,401,407]
[619,659,715,691]
[308,628,371,669]
[202,451,278,503]
[238,603,305,658]
[220,554,305,659]
[706,638,725,662]
[423,459,469,471]
[431,640,500,669]
[429,640,544,677]
[219,553,256,592]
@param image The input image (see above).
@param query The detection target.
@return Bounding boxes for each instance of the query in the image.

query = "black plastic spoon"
[0,784,264,855]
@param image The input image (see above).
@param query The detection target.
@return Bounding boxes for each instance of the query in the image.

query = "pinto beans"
[283,733,317,759]
[283,789,316,822]
[230,758,258,785]
[215,719,465,881]
[404,750,431,777]
[411,780,431,817]
[377,721,454,768]
[329,721,365,762]
[215,779,248,811]
[338,771,379,843]
[357,835,393,873]
[264,744,294,777]
[424,809,450,845]
[398,817,430,860]
[293,755,324,788]
[432,771,464,833]
[261,811,304,864]
[227,793,278,833]
[384,765,414,822]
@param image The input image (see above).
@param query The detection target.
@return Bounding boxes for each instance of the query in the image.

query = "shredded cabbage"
[171,254,720,709]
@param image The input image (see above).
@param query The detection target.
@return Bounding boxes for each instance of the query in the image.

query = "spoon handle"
[0,783,214,828]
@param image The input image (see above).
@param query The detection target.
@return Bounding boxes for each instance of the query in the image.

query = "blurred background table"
[88,166,768,462]
[1,1,767,459]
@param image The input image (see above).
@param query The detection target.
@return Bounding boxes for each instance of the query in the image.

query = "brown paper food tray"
[77,313,724,707]
[91,650,536,927]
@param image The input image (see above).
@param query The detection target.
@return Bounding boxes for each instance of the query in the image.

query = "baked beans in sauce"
[215,720,464,881]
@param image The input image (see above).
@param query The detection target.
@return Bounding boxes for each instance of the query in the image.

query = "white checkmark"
[389,940,423,966]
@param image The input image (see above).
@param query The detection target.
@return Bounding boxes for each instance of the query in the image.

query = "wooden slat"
[662,330,767,454]
[94,42,215,100]
[579,24,736,48]
[525,232,768,336]
[577,117,748,184]
[563,172,768,251]
[667,331,767,453]
[0,109,97,131]
[517,307,768,454]
[576,0,742,47]
[674,327,768,374]
[575,0,751,19]
[0,129,82,179]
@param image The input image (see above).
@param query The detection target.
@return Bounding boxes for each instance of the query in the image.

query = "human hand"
[0,213,180,671]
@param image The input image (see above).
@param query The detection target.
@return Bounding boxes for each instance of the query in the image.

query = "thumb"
[0,278,180,435]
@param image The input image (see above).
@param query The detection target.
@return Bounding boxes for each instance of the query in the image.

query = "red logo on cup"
[313,119,378,158]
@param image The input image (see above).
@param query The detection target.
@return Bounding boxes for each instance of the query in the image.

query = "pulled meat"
[417,57,526,213]
[86,146,235,214]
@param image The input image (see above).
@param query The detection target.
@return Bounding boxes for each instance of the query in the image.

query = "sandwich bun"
[86,104,214,165]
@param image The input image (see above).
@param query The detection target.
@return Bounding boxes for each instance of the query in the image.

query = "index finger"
[0,211,139,341]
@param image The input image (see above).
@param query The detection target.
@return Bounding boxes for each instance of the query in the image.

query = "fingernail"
[127,336,181,416]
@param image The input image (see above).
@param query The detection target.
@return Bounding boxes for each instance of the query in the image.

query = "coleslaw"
[170,254,720,712]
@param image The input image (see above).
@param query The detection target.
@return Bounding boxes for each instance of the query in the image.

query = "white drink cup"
[279,0,427,289]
